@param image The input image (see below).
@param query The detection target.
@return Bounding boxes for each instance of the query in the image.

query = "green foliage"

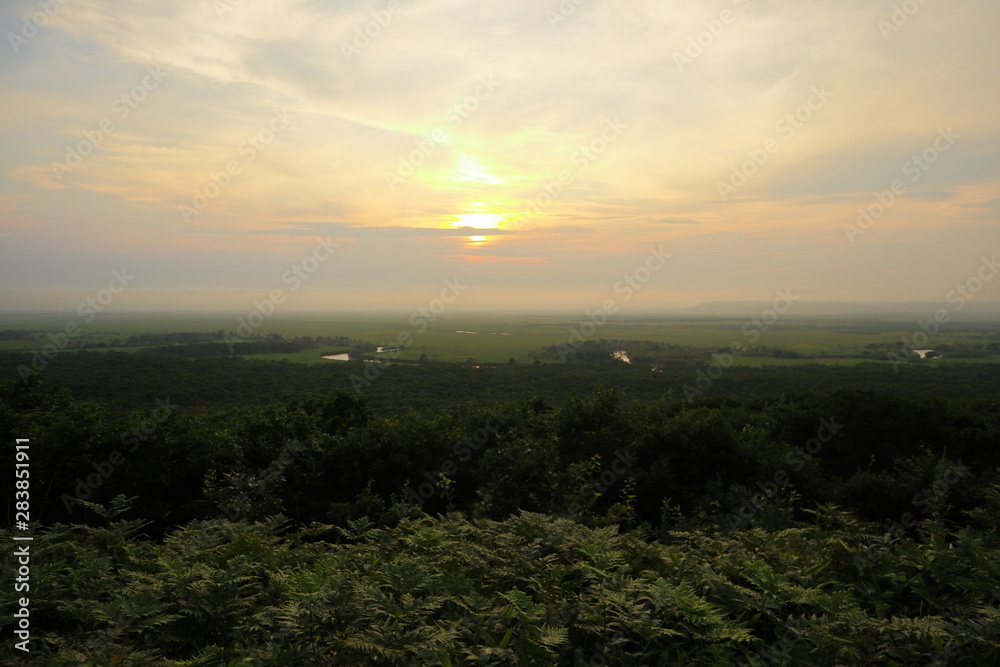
[3,505,1000,664]
[5,349,1000,417]
[4,353,1000,663]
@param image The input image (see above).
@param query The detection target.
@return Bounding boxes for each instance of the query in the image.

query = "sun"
[448,201,511,231]
[452,212,506,229]
[447,201,514,249]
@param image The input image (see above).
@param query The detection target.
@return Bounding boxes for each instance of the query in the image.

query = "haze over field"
[1,0,998,313]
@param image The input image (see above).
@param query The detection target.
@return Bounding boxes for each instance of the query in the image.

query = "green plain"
[1,311,998,366]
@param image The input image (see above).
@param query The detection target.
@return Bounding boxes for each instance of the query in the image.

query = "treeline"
[3,350,1000,416]
[4,378,1000,538]
[136,339,308,358]
[130,332,363,354]
[4,329,364,352]
[0,330,39,340]
[125,331,227,346]
[542,339,711,365]
[543,338,1000,366]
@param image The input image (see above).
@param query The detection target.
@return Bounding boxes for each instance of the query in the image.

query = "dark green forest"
[2,350,1000,664]
[4,349,1000,415]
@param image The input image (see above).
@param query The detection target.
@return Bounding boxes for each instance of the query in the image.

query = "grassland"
[2,311,999,366]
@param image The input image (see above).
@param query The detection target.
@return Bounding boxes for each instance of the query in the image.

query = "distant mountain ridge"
[682,301,1000,317]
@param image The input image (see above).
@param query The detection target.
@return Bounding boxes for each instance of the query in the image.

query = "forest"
[2,347,1000,664]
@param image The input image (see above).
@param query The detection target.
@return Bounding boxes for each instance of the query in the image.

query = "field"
[2,310,999,366]
[5,310,1000,665]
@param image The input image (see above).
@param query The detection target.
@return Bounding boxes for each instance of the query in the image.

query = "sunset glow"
[451,213,507,230]
[0,0,997,312]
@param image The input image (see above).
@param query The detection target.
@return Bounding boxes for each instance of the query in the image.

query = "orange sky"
[1,0,998,313]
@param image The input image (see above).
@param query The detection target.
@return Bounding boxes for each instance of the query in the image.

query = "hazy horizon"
[3,300,999,319]
[1,0,998,313]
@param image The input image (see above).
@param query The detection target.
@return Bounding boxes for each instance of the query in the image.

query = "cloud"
[1,0,999,309]
[962,198,1000,209]
[656,218,702,225]
[907,190,956,202]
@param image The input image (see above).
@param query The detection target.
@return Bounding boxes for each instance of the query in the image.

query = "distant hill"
[682,301,1000,318]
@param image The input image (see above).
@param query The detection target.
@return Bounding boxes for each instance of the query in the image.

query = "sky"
[0,0,998,314]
